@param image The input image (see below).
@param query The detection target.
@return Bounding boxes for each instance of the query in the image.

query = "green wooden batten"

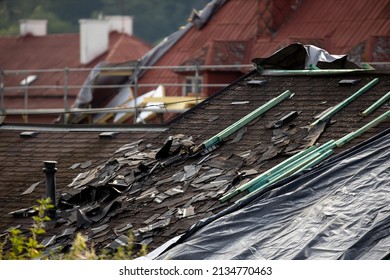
[201,90,292,150]
[220,140,337,202]
[219,145,317,202]
[336,110,390,147]
[248,147,334,193]
[311,78,380,126]
[234,111,390,203]
[361,91,390,116]
[241,149,334,203]
[258,69,371,76]
[264,149,334,188]
[291,149,334,175]
[251,141,336,185]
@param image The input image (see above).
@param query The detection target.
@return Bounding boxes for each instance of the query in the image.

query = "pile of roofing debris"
[12,105,329,254]
[42,101,387,255]
[49,113,325,253]
[157,128,390,260]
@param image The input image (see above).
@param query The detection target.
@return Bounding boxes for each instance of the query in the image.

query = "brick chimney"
[257,0,300,37]
[20,19,48,36]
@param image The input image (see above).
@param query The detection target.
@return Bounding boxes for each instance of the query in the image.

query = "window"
[20,75,38,86]
[182,76,203,96]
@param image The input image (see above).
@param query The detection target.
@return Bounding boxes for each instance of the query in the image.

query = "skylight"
[20,75,37,86]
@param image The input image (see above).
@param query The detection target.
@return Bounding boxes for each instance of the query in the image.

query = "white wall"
[105,16,134,35]
[20,19,48,36]
[79,19,110,65]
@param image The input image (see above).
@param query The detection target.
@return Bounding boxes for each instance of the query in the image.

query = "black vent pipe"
[43,161,57,213]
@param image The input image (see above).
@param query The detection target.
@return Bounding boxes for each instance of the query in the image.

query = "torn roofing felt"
[136,0,227,79]
[156,129,390,260]
[69,0,227,119]
[252,43,360,70]
[72,60,138,108]
[188,0,227,30]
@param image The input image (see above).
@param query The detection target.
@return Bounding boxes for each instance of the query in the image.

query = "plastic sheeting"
[157,129,390,259]
[137,0,226,79]
[189,0,227,30]
[73,0,226,112]
[252,43,360,70]
[73,61,137,108]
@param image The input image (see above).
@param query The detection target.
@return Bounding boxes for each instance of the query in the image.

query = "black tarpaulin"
[252,43,360,70]
[156,129,390,260]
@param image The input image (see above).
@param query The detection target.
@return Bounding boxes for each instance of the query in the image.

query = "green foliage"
[0,0,210,43]
[29,5,73,34]
[0,198,147,260]
[66,232,98,260]
[1,198,52,260]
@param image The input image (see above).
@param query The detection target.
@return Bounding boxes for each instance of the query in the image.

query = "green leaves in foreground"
[0,198,147,260]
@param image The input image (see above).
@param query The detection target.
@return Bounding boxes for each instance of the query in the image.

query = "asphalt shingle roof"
[0,68,389,254]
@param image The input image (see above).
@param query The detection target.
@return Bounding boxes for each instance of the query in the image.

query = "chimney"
[20,19,48,36]
[43,161,57,216]
[257,0,300,37]
[79,19,109,65]
[105,15,134,35]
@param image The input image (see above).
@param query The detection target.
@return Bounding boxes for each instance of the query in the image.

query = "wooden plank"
[143,96,204,103]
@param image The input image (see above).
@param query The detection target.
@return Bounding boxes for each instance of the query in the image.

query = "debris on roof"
[253,43,361,70]
[19,131,40,138]
[21,182,41,195]
[1,44,389,258]
[155,129,390,260]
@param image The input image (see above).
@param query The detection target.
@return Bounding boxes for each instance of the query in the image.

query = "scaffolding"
[0,64,254,124]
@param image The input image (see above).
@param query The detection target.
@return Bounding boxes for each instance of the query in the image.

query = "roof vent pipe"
[43,161,57,216]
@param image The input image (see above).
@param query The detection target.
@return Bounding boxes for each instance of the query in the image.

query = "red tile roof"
[0,32,150,71]
[0,32,150,123]
[180,40,251,67]
[106,32,151,64]
[270,0,390,56]
[138,0,390,96]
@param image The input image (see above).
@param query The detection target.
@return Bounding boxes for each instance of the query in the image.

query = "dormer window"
[182,76,203,96]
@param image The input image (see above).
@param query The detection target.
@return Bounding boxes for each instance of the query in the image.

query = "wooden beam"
[143,96,204,103]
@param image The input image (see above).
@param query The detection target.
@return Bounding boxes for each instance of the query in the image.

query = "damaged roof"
[137,0,390,96]
[156,128,390,260]
[0,47,389,256]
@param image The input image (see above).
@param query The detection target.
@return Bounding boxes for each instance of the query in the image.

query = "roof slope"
[0,32,150,70]
[157,129,390,260]
[1,66,388,255]
[252,0,390,58]
[0,32,150,120]
[138,0,390,95]
[105,32,151,64]
[0,126,163,233]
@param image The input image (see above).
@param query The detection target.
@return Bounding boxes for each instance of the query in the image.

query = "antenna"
[120,0,125,33]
